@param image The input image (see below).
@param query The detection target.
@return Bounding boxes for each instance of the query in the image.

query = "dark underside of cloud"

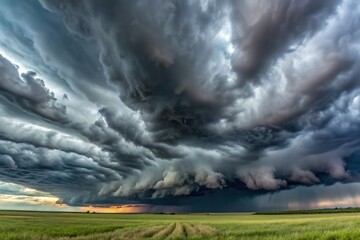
[0,0,360,211]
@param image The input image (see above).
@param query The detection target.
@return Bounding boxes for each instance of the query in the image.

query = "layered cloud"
[0,0,359,211]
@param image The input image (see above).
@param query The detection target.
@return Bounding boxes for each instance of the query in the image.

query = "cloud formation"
[0,0,360,211]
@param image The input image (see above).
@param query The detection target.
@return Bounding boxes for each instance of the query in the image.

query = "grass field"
[1,210,360,239]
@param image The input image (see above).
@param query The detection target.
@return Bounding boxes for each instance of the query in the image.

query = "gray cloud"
[230,0,340,80]
[0,0,359,211]
[0,55,68,123]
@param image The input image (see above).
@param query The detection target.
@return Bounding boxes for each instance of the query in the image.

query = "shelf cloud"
[0,0,360,211]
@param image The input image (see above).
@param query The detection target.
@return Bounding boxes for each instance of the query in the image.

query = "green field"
[1,210,360,240]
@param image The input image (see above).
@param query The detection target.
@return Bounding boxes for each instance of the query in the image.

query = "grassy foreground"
[1,211,360,239]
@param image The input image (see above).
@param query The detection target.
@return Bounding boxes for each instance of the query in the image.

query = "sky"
[0,0,360,213]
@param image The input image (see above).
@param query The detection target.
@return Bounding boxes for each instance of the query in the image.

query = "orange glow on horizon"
[79,204,149,213]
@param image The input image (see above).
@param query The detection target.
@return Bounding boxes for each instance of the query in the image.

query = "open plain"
[1,210,360,240]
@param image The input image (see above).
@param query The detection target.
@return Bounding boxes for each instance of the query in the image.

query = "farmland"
[1,210,360,239]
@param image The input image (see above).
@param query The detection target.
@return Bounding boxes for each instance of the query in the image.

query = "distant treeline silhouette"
[254,207,360,215]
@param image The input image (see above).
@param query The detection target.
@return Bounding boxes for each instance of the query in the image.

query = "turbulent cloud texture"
[0,0,360,211]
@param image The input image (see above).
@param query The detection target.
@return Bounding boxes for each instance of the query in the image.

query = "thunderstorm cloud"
[0,0,360,211]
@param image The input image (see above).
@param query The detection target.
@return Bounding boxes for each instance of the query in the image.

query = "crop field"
[1,210,360,240]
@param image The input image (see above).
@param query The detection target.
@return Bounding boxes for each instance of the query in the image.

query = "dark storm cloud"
[40,0,236,140]
[0,0,360,211]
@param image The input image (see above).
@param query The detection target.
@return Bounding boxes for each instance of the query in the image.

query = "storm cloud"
[0,0,360,211]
